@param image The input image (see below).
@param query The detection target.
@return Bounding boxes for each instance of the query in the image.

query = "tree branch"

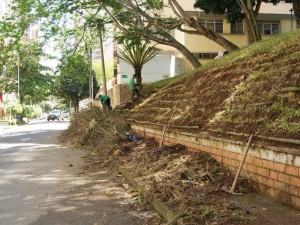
[168,0,191,24]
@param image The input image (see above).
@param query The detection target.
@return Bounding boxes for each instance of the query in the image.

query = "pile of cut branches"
[60,106,130,157]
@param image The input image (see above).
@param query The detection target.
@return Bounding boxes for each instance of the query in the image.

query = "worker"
[129,74,140,101]
[99,94,111,111]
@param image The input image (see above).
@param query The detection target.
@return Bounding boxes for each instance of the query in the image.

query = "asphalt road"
[0,121,146,225]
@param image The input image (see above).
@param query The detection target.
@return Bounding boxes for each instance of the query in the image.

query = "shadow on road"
[29,170,144,225]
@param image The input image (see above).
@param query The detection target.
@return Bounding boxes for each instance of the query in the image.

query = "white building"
[117,55,184,85]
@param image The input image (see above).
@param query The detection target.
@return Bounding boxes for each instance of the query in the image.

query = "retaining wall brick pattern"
[131,124,300,209]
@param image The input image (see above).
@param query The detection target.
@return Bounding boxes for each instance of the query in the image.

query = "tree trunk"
[169,0,239,52]
[74,99,79,112]
[134,68,143,91]
[294,0,300,26]
[147,32,201,69]
[237,0,261,43]
[244,18,256,44]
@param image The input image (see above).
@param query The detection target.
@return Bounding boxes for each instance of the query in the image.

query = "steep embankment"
[130,31,300,139]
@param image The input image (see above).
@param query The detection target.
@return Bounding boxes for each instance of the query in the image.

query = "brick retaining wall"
[132,124,300,209]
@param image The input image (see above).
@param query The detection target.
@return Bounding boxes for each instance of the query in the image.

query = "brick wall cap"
[131,124,300,156]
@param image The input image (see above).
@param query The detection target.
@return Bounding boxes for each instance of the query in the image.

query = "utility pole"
[290,8,294,31]
[17,53,20,102]
[99,26,107,95]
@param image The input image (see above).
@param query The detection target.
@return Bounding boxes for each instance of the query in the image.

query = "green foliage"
[5,103,22,120]
[0,0,199,69]
[93,59,114,84]
[148,74,186,88]
[3,42,54,104]
[8,119,17,125]
[39,101,55,113]
[56,53,99,110]
[11,103,23,115]
[194,0,243,23]
[194,0,282,23]
[118,41,157,73]
[22,105,42,118]
[21,105,34,118]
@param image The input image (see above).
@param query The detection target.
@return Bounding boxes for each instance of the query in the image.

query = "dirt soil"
[62,109,300,225]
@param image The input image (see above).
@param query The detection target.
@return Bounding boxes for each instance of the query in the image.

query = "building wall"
[117,55,182,85]
[160,1,296,70]
[281,18,295,33]
[132,124,300,209]
[109,84,131,107]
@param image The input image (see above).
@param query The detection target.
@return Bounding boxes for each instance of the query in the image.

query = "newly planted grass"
[130,30,300,140]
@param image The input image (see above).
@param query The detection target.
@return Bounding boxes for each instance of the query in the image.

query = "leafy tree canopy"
[55,52,99,111]
[3,42,54,104]
[194,0,284,23]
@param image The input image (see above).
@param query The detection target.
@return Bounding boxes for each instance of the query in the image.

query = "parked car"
[40,113,48,120]
[47,110,64,121]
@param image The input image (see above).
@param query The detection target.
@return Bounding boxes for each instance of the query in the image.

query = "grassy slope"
[130,31,300,139]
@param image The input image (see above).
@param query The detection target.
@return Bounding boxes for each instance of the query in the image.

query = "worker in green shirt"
[129,74,140,101]
[99,94,111,111]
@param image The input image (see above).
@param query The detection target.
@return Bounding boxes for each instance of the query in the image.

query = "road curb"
[118,166,184,225]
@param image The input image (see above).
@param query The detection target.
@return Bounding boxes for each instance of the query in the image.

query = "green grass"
[147,73,186,88]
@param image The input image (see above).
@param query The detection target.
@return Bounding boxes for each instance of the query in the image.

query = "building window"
[193,52,218,59]
[257,21,280,35]
[231,21,244,34]
[198,19,224,33]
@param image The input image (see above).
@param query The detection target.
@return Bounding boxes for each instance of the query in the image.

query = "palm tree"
[118,41,157,91]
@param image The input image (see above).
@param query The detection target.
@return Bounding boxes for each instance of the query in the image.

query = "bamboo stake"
[159,125,167,149]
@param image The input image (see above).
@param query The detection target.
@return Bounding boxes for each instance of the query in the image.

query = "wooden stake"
[226,134,253,195]
[159,125,167,149]
[159,102,178,149]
